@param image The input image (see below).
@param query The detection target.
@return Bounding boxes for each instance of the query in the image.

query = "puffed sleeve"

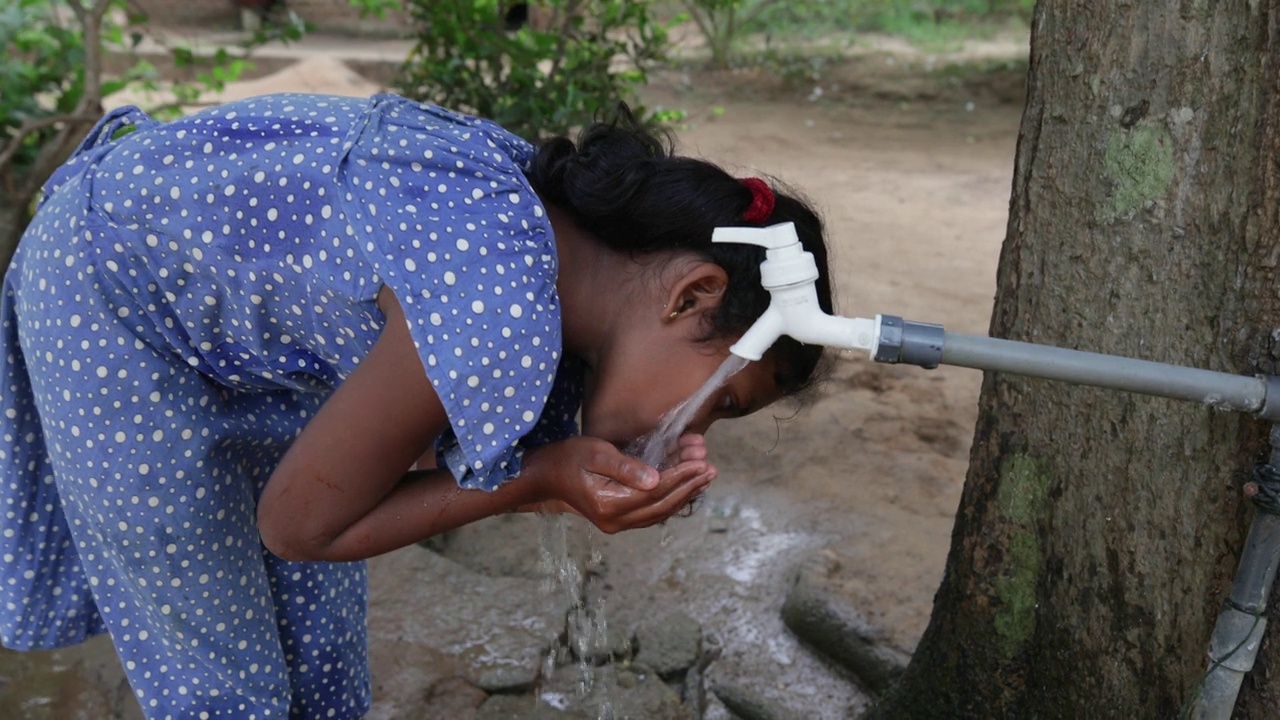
[516,355,584,450]
[336,95,563,491]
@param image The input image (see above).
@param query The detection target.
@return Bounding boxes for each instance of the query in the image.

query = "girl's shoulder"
[334,96,560,492]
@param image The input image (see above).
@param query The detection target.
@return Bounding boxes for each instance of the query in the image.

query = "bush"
[678,0,1034,68]
[0,0,309,270]
[394,0,677,143]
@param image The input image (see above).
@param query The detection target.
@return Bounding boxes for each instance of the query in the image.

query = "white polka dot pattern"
[334,98,572,488]
[0,94,582,718]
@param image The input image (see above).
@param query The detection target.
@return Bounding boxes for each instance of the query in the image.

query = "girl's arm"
[257,288,713,562]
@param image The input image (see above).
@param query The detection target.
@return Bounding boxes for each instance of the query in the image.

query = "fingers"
[580,458,718,533]
[564,437,724,533]
[587,441,659,491]
[677,434,706,449]
[614,467,716,530]
[656,458,711,489]
[676,434,708,460]
[590,436,708,492]
[662,433,708,468]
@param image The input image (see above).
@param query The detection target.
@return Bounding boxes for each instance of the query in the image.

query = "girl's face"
[556,245,788,453]
[580,338,783,451]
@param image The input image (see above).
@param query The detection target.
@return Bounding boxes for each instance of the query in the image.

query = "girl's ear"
[664,262,728,322]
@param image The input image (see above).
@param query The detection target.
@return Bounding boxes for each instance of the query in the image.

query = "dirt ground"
[0,35,1027,719]
[640,49,1023,641]
[600,54,1024,715]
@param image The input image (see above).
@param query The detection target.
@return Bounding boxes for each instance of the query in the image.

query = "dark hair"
[525,104,834,397]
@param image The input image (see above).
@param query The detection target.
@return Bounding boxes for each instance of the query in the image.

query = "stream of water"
[629,355,751,469]
[533,354,753,717]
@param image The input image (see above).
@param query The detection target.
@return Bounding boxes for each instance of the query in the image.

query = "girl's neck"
[548,205,644,370]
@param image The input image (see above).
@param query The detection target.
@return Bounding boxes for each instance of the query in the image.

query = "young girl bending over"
[0,93,833,718]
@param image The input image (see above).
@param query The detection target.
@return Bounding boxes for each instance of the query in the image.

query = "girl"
[0,93,832,718]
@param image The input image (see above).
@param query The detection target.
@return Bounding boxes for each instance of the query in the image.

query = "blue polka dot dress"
[0,93,582,718]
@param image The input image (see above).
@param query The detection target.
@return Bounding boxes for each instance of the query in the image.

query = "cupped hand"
[523,436,717,533]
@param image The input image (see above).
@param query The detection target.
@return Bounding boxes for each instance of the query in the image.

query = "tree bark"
[869,1,1280,717]
[0,203,24,275]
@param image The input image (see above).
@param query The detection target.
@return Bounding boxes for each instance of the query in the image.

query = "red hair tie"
[739,177,775,224]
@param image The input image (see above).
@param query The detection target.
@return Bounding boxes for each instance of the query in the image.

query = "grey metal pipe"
[940,332,1272,418]
[1194,426,1280,719]
[871,319,1280,717]
[1194,513,1280,718]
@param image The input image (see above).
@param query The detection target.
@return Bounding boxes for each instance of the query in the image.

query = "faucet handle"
[711,222,799,251]
[713,221,816,289]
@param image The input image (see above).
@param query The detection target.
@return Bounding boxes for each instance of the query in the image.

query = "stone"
[476,693,562,720]
[420,676,487,720]
[475,661,541,694]
[540,664,694,720]
[633,611,703,680]
[367,547,569,703]
[779,551,910,697]
[712,682,805,720]
[565,606,633,665]
[426,513,552,580]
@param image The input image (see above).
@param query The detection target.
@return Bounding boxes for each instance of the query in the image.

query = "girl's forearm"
[287,467,544,562]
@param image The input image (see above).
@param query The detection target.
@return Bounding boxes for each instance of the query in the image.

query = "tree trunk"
[0,202,24,273]
[869,1,1280,717]
[0,112,101,272]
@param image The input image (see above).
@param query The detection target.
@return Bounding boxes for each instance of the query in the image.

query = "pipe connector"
[874,315,946,369]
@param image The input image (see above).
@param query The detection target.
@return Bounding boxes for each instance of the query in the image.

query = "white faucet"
[711,222,882,361]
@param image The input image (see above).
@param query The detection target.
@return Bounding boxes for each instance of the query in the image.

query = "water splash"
[628,355,750,468]
[533,355,751,718]
[536,514,618,719]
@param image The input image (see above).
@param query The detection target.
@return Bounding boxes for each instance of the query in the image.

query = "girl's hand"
[523,436,717,533]
[663,433,709,470]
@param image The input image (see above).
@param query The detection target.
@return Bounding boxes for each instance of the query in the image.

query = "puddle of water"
[0,635,139,720]
[591,488,870,720]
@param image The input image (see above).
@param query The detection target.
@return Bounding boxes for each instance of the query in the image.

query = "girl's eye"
[718,394,737,413]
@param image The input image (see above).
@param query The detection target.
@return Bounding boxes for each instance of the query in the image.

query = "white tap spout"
[730,305,786,362]
[729,282,879,362]
[788,310,877,354]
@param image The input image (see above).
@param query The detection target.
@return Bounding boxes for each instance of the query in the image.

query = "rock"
[474,664,694,720]
[605,666,693,720]
[633,611,703,680]
[426,513,554,580]
[366,546,570,711]
[779,551,910,697]
[475,660,541,694]
[476,693,562,720]
[565,606,633,665]
[420,676,487,720]
[540,664,694,720]
[0,638,144,720]
[712,682,804,720]
[681,632,721,714]
[367,642,465,720]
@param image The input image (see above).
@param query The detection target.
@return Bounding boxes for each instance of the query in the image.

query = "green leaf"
[394,0,681,143]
